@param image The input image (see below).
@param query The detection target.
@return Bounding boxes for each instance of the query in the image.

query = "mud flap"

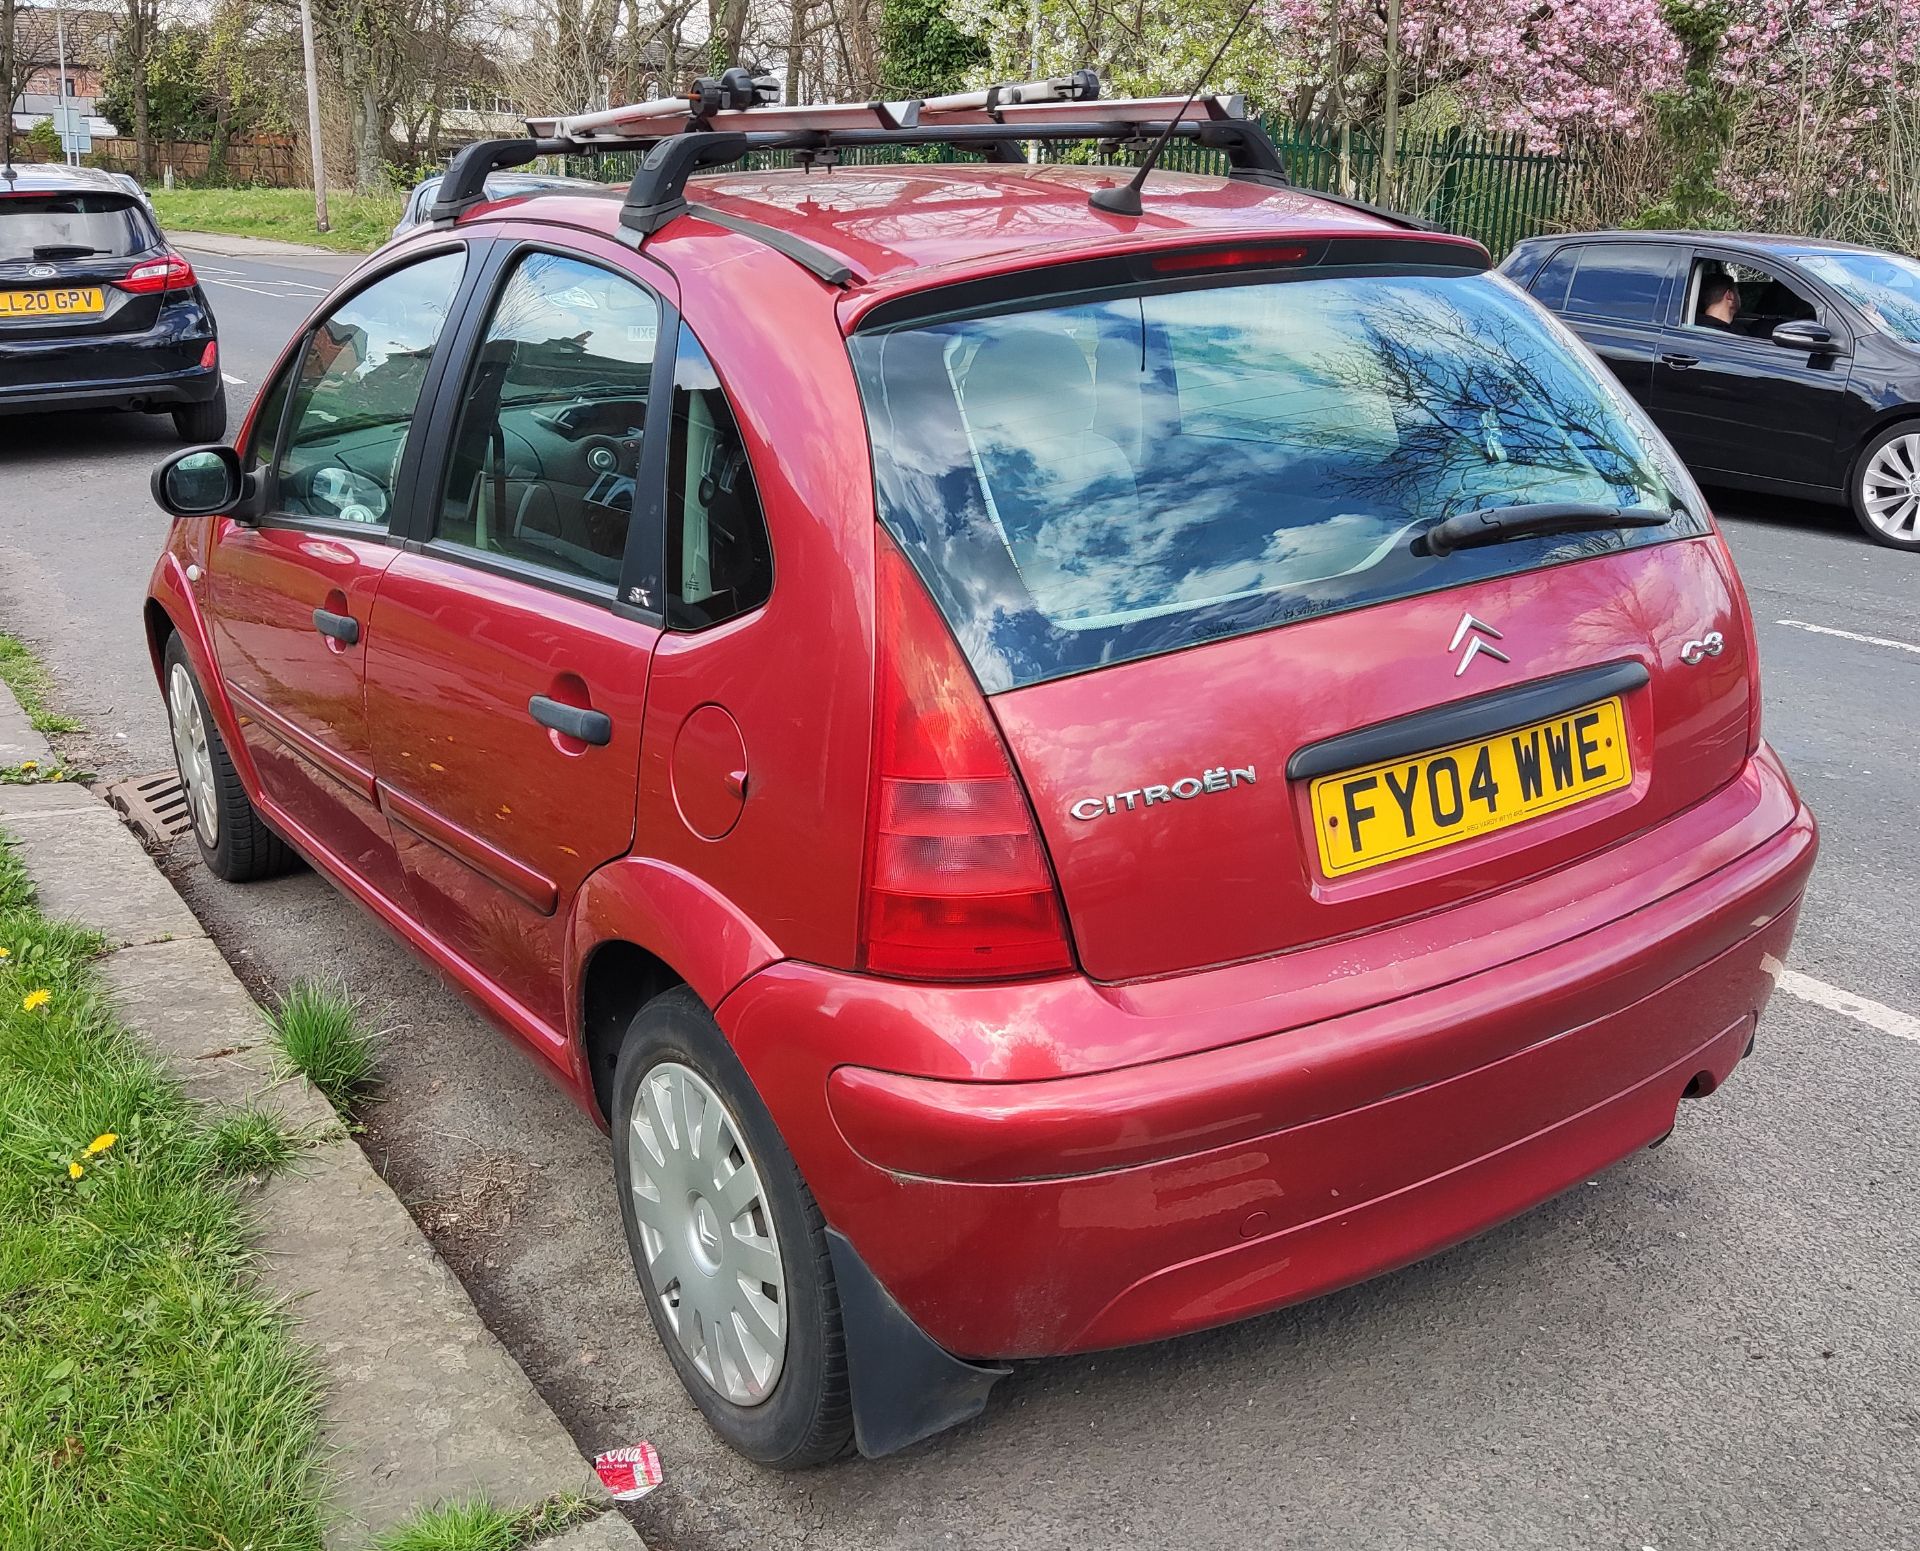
[827,1228,1009,1458]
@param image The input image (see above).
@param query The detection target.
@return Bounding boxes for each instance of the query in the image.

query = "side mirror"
[1772,319,1839,353]
[151,444,244,517]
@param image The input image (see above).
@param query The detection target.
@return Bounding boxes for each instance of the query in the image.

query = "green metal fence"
[554,119,1574,257]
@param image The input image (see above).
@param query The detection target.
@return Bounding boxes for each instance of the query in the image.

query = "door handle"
[312,607,360,645]
[1660,352,1699,369]
[528,694,612,746]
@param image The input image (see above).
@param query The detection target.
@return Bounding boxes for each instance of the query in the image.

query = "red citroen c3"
[144,76,1817,1467]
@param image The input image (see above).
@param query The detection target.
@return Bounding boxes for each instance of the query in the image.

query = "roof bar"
[429,73,1449,272]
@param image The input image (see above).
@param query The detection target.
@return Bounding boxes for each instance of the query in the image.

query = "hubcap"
[1861,433,1920,539]
[626,1061,787,1406]
[167,663,219,848]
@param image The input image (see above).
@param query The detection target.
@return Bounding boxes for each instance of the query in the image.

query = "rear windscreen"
[850,267,1707,693]
[0,193,152,263]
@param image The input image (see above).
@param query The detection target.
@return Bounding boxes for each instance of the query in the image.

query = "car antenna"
[1089,0,1260,217]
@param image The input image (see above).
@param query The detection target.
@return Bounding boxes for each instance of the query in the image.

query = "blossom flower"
[22,989,51,1012]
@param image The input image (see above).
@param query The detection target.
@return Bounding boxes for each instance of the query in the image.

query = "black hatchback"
[0,162,224,441]
[1502,230,1920,551]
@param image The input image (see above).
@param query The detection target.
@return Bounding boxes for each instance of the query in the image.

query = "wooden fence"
[83,137,305,188]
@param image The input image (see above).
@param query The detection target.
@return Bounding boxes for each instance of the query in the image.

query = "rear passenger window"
[666,327,772,628]
[434,252,659,588]
[1528,246,1579,311]
[1562,245,1671,325]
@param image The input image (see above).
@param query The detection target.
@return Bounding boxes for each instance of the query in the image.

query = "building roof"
[465,162,1477,291]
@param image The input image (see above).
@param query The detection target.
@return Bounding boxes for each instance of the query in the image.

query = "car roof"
[455,162,1476,291]
[0,162,142,197]
[1514,228,1889,258]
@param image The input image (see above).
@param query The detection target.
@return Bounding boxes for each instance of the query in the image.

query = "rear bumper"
[0,294,218,415]
[0,360,220,415]
[720,746,1817,1359]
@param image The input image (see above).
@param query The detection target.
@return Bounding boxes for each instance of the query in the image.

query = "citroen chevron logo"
[1450,613,1510,677]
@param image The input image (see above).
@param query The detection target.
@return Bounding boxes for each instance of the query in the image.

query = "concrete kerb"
[0,683,642,1549]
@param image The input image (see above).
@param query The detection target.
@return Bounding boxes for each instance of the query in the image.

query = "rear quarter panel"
[605,219,879,975]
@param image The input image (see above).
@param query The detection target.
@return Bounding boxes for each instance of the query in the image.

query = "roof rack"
[428,69,1293,244]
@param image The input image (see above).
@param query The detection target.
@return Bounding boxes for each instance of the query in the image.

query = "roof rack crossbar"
[432,75,1451,277]
[428,136,570,225]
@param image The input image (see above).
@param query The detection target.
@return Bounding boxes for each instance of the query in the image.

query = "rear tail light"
[115,253,196,295]
[861,535,1074,981]
[199,339,218,369]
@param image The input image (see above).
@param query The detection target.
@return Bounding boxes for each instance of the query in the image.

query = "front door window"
[1684,258,1816,340]
[278,249,467,527]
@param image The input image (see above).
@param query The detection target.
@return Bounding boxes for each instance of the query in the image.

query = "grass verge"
[368,1494,596,1551]
[0,632,82,737]
[0,826,330,1548]
[269,979,379,1114]
[150,186,406,254]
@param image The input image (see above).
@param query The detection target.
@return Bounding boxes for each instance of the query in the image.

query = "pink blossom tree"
[1258,0,1685,151]
[1711,0,1920,236]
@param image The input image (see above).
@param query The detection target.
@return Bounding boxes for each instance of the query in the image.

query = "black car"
[0,162,224,441]
[1502,230,1920,550]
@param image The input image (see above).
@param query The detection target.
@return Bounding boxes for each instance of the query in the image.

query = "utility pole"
[54,0,73,166]
[297,0,329,231]
[1379,0,1401,206]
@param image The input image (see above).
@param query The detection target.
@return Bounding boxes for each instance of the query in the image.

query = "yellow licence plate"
[0,286,106,319]
[1311,696,1632,878]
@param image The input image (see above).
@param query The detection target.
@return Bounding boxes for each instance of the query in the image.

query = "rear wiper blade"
[1418,501,1674,557]
[29,244,101,259]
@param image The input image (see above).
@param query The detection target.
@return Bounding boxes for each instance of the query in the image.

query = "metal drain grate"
[105,770,193,846]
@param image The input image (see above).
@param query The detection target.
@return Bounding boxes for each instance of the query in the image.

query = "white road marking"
[221,373,245,386]
[1769,962,1920,1044]
[190,262,331,300]
[1775,618,1920,656]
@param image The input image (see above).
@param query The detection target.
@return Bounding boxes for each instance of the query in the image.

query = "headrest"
[961,326,1097,435]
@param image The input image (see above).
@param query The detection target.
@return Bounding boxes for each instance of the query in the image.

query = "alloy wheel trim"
[166,663,219,847]
[627,1059,788,1406]
[1861,432,1920,539]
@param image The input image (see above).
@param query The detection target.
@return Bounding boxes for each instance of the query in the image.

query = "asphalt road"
[1,244,1916,1551]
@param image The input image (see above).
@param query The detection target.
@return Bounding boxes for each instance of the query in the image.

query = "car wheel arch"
[144,568,262,793]
[567,856,785,1124]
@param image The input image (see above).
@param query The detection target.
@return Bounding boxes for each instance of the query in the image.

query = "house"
[8,5,118,139]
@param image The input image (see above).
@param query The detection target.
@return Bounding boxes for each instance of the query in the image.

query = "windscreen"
[850,267,1705,693]
[0,193,152,262]
[1790,248,1920,343]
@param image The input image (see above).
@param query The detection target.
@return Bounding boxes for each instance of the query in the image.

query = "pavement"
[172,229,370,262]
[0,695,636,1549]
[1,244,1917,1550]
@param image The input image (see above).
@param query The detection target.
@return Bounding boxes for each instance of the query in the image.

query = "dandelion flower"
[22,989,51,1012]
[0,945,9,958]
[67,1161,83,1180]
[18,761,36,772]
[85,1134,116,1156]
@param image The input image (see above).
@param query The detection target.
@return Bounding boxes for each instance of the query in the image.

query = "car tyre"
[162,633,297,881]
[611,985,854,1468]
[1848,419,1920,550]
[171,392,228,444]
